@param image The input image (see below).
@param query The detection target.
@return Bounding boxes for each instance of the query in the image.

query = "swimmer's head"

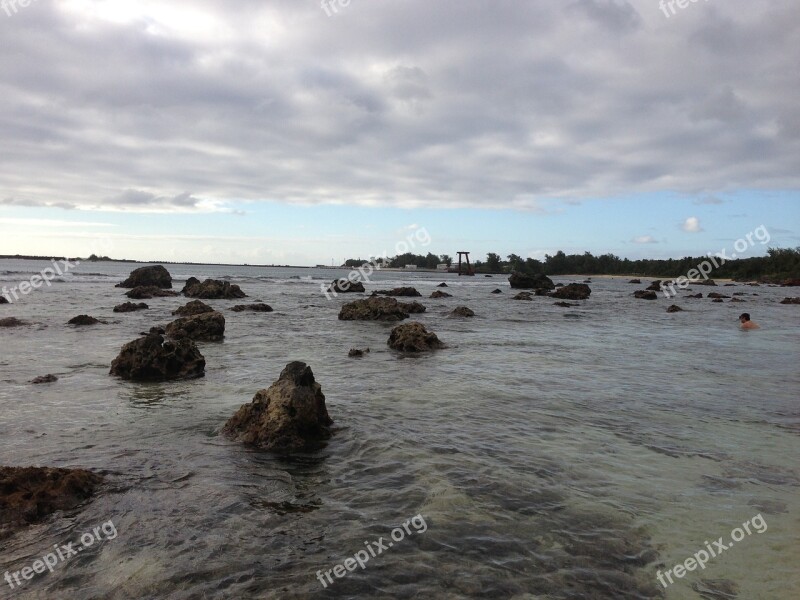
[739,313,751,322]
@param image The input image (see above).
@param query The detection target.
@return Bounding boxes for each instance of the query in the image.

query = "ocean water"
[0,259,798,600]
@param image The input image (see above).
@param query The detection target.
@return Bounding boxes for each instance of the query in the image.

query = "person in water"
[739,313,760,330]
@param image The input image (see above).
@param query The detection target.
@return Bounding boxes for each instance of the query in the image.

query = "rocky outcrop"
[110,333,206,381]
[513,292,533,301]
[126,286,179,300]
[31,374,58,384]
[348,348,370,357]
[222,362,333,452]
[388,322,444,352]
[165,312,225,342]
[231,303,274,313]
[173,300,215,316]
[0,467,102,536]
[339,296,410,321]
[509,272,555,291]
[450,306,475,317]
[430,291,452,298]
[329,279,365,293]
[116,265,172,289]
[646,280,662,291]
[634,290,658,300]
[780,297,800,305]
[114,302,148,313]
[68,315,102,326]
[491,289,503,294]
[667,305,684,313]
[0,318,26,327]
[402,301,427,314]
[181,277,247,299]
[550,283,591,300]
[372,287,422,297]
[437,283,448,288]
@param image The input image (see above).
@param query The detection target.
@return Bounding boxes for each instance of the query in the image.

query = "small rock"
[780,297,800,305]
[388,322,444,352]
[68,315,102,326]
[508,272,554,291]
[491,289,503,294]
[437,283,448,287]
[339,297,410,321]
[430,291,452,298]
[402,301,427,314]
[646,280,662,291]
[634,290,658,300]
[708,293,730,299]
[110,333,206,381]
[126,286,179,300]
[182,277,247,299]
[173,300,215,316]
[686,293,703,299]
[231,303,274,312]
[31,374,58,384]
[372,287,422,297]
[513,292,533,301]
[554,302,579,308]
[113,302,149,313]
[628,279,641,284]
[165,311,225,342]
[0,317,26,327]
[712,298,724,303]
[667,305,684,313]
[348,348,370,358]
[551,283,591,300]
[450,306,475,317]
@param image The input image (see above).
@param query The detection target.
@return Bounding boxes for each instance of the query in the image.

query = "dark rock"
[0,296,8,304]
[387,322,444,352]
[0,467,103,536]
[724,283,736,287]
[780,297,800,305]
[173,300,215,316]
[484,275,492,278]
[509,272,555,291]
[708,293,731,299]
[696,279,717,286]
[113,302,149,313]
[628,279,641,284]
[583,279,592,283]
[68,315,102,326]
[733,292,747,296]
[667,305,684,313]
[31,374,58,384]
[491,289,503,294]
[110,334,206,381]
[781,279,800,286]
[165,311,225,342]
[126,286,179,300]
[437,283,448,287]
[372,287,422,297]
[0,318,26,327]
[402,301,427,314]
[634,290,658,300]
[430,290,452,298]
[730,298,746,303]
[339,297,410,321]
[554,302,579,308]
[348,348,370,358]
[551,283,591,300]
[513,292,534,301]
[182,277,247,299]
[116,265,172,289]
[140,326,165,336]
[450,306,475,317]
[328,279,365,293]
[222,362,333,452]
[686,293,704,299]
[231,303,274,312]
[712,298,724,303]
[555,283,564,288]
[646,280,662,291]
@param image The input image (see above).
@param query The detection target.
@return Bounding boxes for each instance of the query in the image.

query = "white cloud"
[632,235,658,244]
[682,217,703,233]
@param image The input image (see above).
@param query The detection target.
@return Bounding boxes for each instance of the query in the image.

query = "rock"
[113,302,149,313]
[513,292,533,301]
[450,306,475,317]
[126,286,179,300]
[437,283,448,287]
[555,283,564,288]
[0,318,26,327]
[724,283,736,287]
[634,290,658,300]
[173,300,215,316]
[165,311,225,342]
[348,348,370,357]
[116,265,172,289]
[628,279,641,284]
[402,301,427,314]
[509,272,555,291]
[583,279,592,283]
[231,303,274,312]
[686,293,703,299]
[110,333,206,381]
[646,280,662,291]
[0,296,8,304]
[339,296,411,321]
[387,322,444,352]
[667,305,684,313]
[430,290,452,298]
[182,277,247,299]
[730,298,746,303]
[222,362,333,452]
[733,292,747,296]
[696,279,717,286]
[780,297,800,305]
[712,298,724,303]
[0,467,103,536]
[484,275,493,278]
[707,293,730,299]
[554,302,579,308]
[328,279,365,293]
[140,326,165,336]
[491,289,503,294]
[781,279,800,287]
[68,315,102,326]
[31,374,58,384]
[551,283,591,300]
[372,287,422,297]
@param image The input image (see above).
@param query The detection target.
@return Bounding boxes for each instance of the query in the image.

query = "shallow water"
[1,260,798,599]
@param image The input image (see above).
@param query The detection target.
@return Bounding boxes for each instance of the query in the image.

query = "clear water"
[1,259,798,599]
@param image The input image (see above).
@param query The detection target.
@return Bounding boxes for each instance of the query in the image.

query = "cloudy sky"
[1,0,798,264]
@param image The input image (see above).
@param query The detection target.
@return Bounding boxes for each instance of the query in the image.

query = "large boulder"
[550,283,592,300]
[165,311,225,342]
[222,362,333,452]
[173,300,215,316]
[182,277,247,299]
[339,296,410,321]
[387,322,444,352]
[126,286,178,300]
[509,272,555,291]
[329,279,365,293]
[372,287,422,297]
[114,302,148,313]
[116,265,172,289]
[110,333,206,381]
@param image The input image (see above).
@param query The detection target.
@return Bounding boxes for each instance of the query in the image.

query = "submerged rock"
[165,311,225,342]
[628,279,641,284]
[387,322,444,352]
[126,286,179,300]
[182,277,247,299]
[450,306,475,317]
[68,315,102,326]
[780,297,800,305]
[696,279,718,286]
[646,280,662,291]
[0,317,26,327]
[686,293,704,299]
[634,290,658,300]
[113,302,148,313]
[667,305,684,313]
[231,303,274,312]
[708,293,731,299]
[402,301,427,314]
[339,296,410,321]
[329,279,365,293]
[550,283,591,300]
[348,348,370,358]
[430,290,452,298]
[110,333,206,381]
[513,292,533,301]
[372,287,422,297]
[437,282,448,287]
[491,289,503,294]
[31,374,58,384]
[223,362,333,452]
[173,300,215,316]
[508,272,554,291]
[116,265,172,289]
[554,302,579,308]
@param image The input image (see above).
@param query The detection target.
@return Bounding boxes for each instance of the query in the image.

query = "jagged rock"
[667,305,684,313]
[708,293,730,299]
[387,322,444,352]
[329,279,365,293]
[513,292,533,301]
[780,297,800,305]
[0,318,26,327]
[110,334,206,381]
[181,277,247,299]
[173,300,215,316]
[68,315,102,326]
[437,283,448,288]
[646,280,662,291]
[628,279,641,284]
[116,265,172,289]
[450,306,475,317]
[0,467,103,536]
[126,286,179,300]
[339,296,410,321]
[634,290,658,300]
[113,302,149,313]
[348,348,370,357]
[554,302,579,308]
[372,287,422,297]
[165,312,225,342]
[491,289,503,294]
[509,272,555,291]
[231,303,274,313]
[31,374,58,384]
[222,362,333,452]
[430,291,452,298]
[551,283,591,300]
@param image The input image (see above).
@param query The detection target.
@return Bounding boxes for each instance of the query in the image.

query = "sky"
[1,0,798,265]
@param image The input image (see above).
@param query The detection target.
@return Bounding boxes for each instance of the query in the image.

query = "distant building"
[403,264,418,270]
[436,263,449,271]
